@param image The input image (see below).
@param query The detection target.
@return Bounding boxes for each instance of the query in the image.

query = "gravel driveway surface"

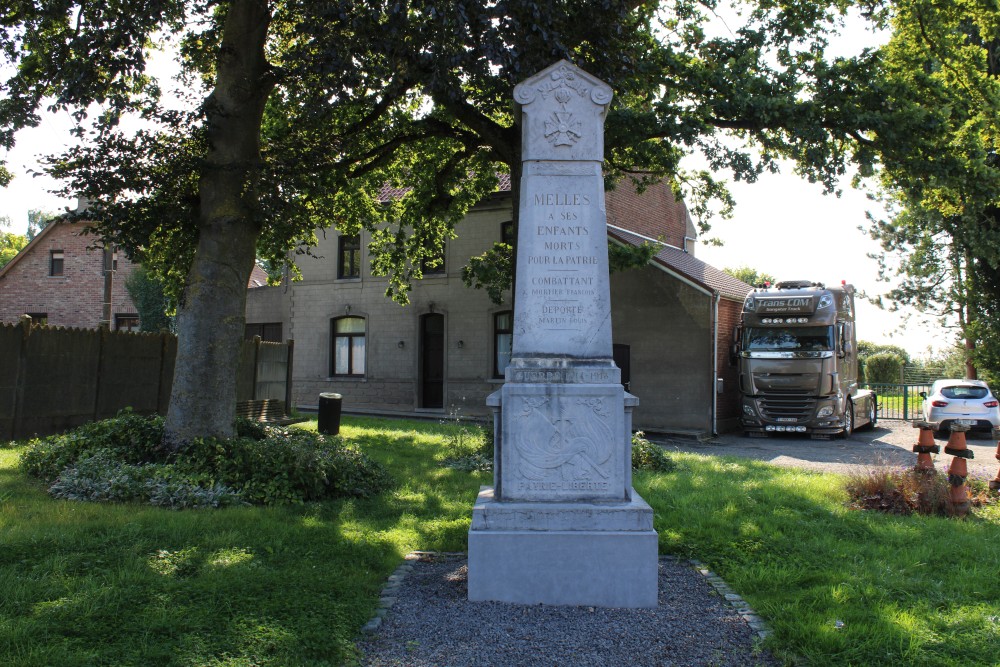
[652,420,999,481]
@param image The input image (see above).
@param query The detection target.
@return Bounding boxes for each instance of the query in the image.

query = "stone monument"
[467,60,658,608]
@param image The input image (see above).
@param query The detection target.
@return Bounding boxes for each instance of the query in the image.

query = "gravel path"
[653,421,1000,480]
[357,553,778,667]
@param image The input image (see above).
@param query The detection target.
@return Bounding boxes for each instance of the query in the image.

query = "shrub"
[48,451,244,509]
[177,429,393,504]
[21,412,393,506]
[21,409,165,481]
[632,431,676,472]
[845,467,993,516]
[439,419,494,472]
[864,352,905,385]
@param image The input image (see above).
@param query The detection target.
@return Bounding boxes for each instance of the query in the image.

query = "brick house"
[246,180,751,436]
[0,217,272,332]
[0,219,141,330]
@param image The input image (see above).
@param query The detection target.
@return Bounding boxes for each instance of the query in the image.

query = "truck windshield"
[744,326,834,352]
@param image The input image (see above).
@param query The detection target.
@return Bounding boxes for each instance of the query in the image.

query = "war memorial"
[468,61,659,608]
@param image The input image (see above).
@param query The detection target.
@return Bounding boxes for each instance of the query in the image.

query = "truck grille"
[759,391,816,421]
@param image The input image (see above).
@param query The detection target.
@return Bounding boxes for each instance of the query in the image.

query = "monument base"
[468,487,658,608]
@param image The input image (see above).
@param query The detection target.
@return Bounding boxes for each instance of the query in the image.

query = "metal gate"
[861,383,932,421]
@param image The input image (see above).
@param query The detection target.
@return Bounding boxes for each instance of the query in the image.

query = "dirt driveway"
[651,421,1000,481]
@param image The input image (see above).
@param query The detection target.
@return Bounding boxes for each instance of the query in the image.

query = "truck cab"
[734,280,876,437]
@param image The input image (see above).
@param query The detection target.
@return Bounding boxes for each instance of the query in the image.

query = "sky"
[692,171,952,357]
[0,10,956,358]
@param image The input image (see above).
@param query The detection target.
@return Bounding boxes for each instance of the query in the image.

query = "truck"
[733,280,877,437]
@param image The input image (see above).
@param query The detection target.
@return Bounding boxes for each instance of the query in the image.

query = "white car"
[921,379,1000,435]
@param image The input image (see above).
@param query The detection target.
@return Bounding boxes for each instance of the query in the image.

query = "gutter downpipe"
[713,291,720,436]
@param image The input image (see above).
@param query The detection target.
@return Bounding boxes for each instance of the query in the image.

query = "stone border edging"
[688,557,772,640]
[361,551,464,633]
[361,551,772,643]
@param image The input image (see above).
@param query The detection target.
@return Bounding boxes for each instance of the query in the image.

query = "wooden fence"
[0,319,293,440]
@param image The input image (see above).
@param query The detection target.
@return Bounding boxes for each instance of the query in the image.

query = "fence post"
[252,335,261,401]
[284,338,294,415]
[10,316,31,440]
[93,327,109,421]
[903,386,909,421]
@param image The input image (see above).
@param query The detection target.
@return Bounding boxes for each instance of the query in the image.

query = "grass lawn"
[638,457,1000,666]
[2,415,999,666]
[0,417,488,666]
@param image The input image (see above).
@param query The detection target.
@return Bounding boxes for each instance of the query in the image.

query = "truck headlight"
[817,406,834,418]
[743,404,756,417]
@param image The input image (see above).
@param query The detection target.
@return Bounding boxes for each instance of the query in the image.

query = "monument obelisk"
[468,61,658,608]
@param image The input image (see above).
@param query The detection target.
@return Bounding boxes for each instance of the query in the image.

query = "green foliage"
[20,411,392,506]
[608,241,657,274]
[20,409,167,481]
[631,431,676,472]
[123,265,173,332]
[438,410,494,472]
[0,227,27,269]
[15,1,907,307]
[25,209,55,242]
[866,0,1000,376]
[723,266,775,288]
[863,352,905,384]
[48,451,244,509]
[857,341,912,383]
[857,340,911,365]
[461,242,513,306]
[178,429,393,504]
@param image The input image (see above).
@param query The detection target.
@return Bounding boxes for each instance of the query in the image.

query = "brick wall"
[606,181,691,251]
[715,297,744,432]
[0,221,138,329]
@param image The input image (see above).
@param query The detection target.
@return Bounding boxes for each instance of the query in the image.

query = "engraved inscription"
[526,188,602,331]
[510,369,612,383]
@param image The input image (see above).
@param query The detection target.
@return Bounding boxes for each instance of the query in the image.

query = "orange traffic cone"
[912,421,940,471]
[990,428,1000,493]
[944,424,974,516]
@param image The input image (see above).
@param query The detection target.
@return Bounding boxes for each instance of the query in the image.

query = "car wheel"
[838,401,854,438]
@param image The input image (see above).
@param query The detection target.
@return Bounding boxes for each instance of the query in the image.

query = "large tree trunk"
[163,0,274,448]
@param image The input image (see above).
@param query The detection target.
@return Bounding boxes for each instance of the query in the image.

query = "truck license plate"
[956,419,977,426]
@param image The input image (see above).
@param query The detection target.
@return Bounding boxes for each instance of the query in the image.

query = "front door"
[420,313,444,408]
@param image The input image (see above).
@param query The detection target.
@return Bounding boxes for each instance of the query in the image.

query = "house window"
[338,235,361,279]
[501,221,514,246]
[331,316,366,376]
[50,250,64,276]
[494,310,513,378]
[421,247,446,275]
[245,322,283,342]
[115,314,140,332]
[26,312,48,325]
